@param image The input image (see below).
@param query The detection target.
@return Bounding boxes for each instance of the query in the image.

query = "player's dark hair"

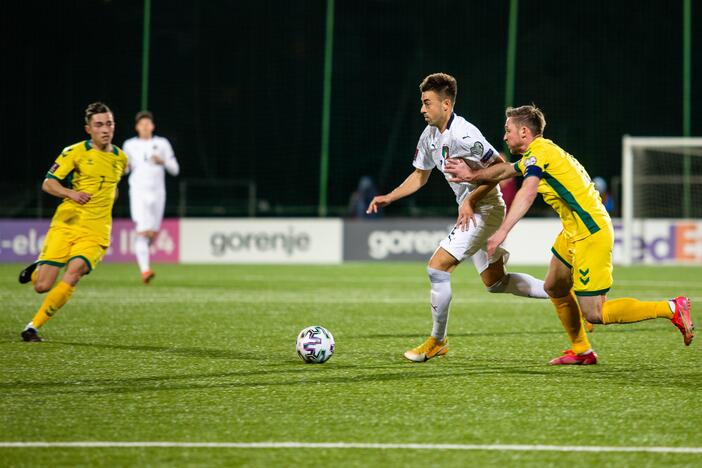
[506,105,546,136]
[135,110,154,124]
[419,73,457,102]
[85,102,113,124]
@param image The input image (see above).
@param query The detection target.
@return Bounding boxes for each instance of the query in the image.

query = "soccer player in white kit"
[367,73,548,362]
[123,111,180,283]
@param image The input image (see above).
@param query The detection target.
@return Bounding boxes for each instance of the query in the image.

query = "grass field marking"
[1,442,702,454]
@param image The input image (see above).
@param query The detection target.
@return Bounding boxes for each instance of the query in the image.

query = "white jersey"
[123,136,179,191]
[413,113,502,207]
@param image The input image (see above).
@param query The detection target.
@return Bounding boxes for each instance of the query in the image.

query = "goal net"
[621,136,702,265]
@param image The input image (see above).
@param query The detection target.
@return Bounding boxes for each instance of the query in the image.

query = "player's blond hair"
[506,105,546,136]
[419,73,457,103]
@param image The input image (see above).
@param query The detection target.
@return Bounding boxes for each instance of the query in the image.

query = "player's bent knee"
[582,309,603,324]
[61,272,84,287]
[427,266,451,283]
[138,230,155,240]
[427,247,460,273]
[65,266,88,278]
[64,259,90,282]
[543,283,557,297]
[486,274,508,293]
[65,267,88,278]
[544,280,570,298]
[34,282,52,294]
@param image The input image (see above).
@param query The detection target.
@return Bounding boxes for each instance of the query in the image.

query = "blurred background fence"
[1,0,698,219]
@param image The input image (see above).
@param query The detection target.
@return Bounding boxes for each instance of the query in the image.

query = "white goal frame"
[621,136,702,265]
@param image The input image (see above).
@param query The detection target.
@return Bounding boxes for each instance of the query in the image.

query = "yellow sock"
[31,269,38,284]
[551,291,591,355]
[601,298,673,324]
[31,281,75,329]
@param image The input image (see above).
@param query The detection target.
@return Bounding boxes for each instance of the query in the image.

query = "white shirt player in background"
[123,111,180,283]
[367,73,548,362]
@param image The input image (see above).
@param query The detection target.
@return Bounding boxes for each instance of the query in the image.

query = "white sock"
[428,267,452,340]
[134,236,151,273]
[488,272,548,299]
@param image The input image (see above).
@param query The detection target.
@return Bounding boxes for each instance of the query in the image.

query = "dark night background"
[1,0,699,217]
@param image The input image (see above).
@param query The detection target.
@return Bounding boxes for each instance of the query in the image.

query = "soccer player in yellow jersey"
[18,102,128,342]
[445,105,694,364]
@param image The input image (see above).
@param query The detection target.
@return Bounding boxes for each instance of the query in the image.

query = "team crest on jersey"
[524,156,537,167]
[470,141,484,158]
[441,145,450,159]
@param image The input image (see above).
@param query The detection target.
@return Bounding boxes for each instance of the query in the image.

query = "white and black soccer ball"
[296,326,334,363]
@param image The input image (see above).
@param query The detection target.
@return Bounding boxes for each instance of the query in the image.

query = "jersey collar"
[84,139,119,155]
[523,136,545,155]
[446,113,455,130]
[436,113,456,136]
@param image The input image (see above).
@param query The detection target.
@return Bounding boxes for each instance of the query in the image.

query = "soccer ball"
[296,326,335,363]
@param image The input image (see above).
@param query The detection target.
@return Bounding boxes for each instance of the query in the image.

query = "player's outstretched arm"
[366,168,431,214]
[456,157,505,231]
[465,155,504,201]
[445,160,516,184]
[42,178,91,205]
[486,176,539,257]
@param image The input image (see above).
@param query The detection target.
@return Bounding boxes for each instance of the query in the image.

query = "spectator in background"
[348,176,381,218]
[593,176,614,214]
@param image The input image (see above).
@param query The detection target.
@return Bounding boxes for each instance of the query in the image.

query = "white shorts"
[438,204,509,273]
[129,189,165,233]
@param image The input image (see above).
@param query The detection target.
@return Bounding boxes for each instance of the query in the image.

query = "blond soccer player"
[18,102,128,342]
[445,105,694,364]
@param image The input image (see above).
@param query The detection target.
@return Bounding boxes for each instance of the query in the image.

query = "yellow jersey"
[46,140,128,244]
[513,137,611,241]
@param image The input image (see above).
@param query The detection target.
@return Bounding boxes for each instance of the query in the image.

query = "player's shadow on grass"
[356,328,649,339]
[6,355,698,397]
[46,340,262,361]
[8,367,700,398]
[2,366,555,397]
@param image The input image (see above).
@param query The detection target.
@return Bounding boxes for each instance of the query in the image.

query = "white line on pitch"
[1,442,701,454]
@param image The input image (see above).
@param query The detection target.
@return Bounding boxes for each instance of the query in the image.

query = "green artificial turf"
[1,263,701,467]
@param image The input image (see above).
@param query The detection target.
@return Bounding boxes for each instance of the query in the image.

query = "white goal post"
[621,136,702,265]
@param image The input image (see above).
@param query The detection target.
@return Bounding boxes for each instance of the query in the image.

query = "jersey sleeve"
[162,138,180,176]
[412,129,434,170]
[122,140,133,174]
[453,127,498,167]
[120,151,129,177]
[513,148,544,179]
[46,145,79,181]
